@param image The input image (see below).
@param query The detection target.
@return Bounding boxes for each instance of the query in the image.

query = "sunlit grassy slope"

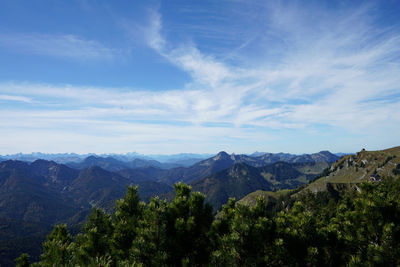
[303,146,400,193]
[237,189,293,207]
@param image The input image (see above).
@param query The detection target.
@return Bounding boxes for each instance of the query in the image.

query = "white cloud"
[146,10,165,51]
[0,33,122,60]
[0,94,32,103]
[168,46,231,87]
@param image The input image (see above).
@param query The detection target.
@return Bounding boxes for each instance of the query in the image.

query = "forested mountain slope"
[0,160,170,266]
[188,161,324,210]
[190,163,275,209]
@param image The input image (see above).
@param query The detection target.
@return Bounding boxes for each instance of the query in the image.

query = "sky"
[0,0,399,155]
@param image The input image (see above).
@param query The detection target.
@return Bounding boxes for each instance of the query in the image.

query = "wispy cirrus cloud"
[0,94,32,103]
[143,10,233,88]
[138,3,400,133]
[0,33,122,61]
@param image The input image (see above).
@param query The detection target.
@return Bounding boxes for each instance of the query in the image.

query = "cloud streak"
[0,94,32,103]
[0,33,122,61]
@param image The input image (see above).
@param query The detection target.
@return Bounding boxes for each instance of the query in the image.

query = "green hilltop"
[237,189,293,207]
[302,146,400,193]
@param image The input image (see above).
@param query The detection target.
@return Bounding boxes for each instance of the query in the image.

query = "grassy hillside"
[303,146,400,193]
[237,189,293,207]
[236,146,400,211]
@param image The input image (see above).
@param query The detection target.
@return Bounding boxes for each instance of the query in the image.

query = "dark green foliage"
[393,164,400,175]
[24,177,400,266]
[130,197,169,265]
[40,224,72,266]
[74,208,114,265]
[15,253,30,267]
[211,197,276,266]
[210,177,400,266]
[111,186,144,260]
[378,155,395,168]
[162,183,213,265]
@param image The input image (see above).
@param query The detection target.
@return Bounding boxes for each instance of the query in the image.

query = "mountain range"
[134,150,339,185]
[0,152,212,166]
[66,155,178,171]
[0,150,340,165]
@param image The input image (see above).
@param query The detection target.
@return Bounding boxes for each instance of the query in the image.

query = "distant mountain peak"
[213,151,230,160]
[318,150,333,155]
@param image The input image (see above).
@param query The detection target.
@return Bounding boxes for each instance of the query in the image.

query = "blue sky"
[0,0,399,154]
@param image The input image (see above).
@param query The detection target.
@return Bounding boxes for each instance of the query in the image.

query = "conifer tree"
[75,207,113,265]
[131,197,168,265]
[40,224,72,266]
[165,183,213,266]
[111,186,144,261]
[15,253,30,267]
